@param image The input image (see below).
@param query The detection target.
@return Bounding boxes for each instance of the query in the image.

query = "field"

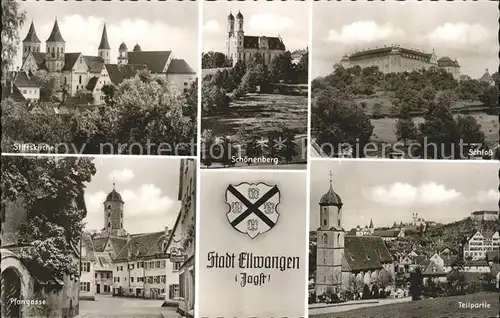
[202,93,308,137]
[310,292,499,318]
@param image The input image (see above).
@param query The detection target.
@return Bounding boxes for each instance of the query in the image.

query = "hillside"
[424,217,499,245]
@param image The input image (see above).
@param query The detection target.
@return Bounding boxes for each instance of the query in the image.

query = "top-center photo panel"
[201,1,309,170]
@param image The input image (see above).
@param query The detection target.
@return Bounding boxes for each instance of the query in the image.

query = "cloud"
[363,182,462,206]
[84,184,179,233]
[475,189,498,203]
[326,21,405,44]
[108,169,135,183]
[425,23,492,47]
[204,20,221,33]
[248,14,293,33]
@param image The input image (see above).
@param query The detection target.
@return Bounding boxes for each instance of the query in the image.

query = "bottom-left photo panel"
[0,155,196,318]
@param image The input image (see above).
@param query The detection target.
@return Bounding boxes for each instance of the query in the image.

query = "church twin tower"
[21,20,142,72]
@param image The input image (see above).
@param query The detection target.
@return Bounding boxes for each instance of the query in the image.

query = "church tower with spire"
[315,171,345,295]
[98,24,111,64]
[46,19,65,72]
[101,183,127,237]
[22,21,41,60]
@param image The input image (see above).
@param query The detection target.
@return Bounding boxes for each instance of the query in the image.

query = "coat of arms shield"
[225,182,280,239]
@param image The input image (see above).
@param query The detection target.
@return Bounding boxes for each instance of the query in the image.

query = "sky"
[310,160,498,231]
[83,157,182,235]
[312,1,498,79]
[15,1,198,70]
[203,1,308,53]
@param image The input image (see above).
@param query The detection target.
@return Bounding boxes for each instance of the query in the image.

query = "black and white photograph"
[1,1,198,156]
[0,155,196,318]
[311,1,499,160]
[200,1,309,169]
[308,160,499,318]
[198,170,307,317]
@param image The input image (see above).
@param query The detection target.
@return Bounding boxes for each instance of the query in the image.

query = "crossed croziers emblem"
[225,182,280,239]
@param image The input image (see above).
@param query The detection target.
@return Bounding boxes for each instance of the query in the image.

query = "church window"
[108,222,111,228]
[323,219,327,226]
[322,234,327,244]
[338,219,341,227]
[108,212,110,218]
[64,77,67,85]
[337,234,340,242]
[79,75,82,84]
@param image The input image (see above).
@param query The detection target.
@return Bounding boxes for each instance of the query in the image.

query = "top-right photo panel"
[311,1,499,160]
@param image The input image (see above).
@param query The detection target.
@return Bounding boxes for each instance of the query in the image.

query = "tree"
[410,267,424,300]
[31,73,60,102]
[376,269,393,289]
[201,129,216,167]
[347,275,364,296]
[202,51,228,69]
[230,59,247,87]
[362,284,371,299]
[372,102,383,119]
[295,51,308,84]
[1,0,26,82]
[1,156,96,279]
[313,88,373,157]
[201,81,230,116]
[268,51,293,83]
[395,117,417,148]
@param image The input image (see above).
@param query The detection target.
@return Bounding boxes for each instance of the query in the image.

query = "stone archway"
[1,250,31,318]
[1,267,22,318]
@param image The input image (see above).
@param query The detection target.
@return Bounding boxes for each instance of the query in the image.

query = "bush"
[362,284,371,299]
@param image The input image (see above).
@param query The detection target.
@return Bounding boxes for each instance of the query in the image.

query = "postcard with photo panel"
[201,1,309,170]
[2,0,198,156]
[308,160,499,318]
[0,155,196,318]
[199,170,308,317]
[311,1,499,160]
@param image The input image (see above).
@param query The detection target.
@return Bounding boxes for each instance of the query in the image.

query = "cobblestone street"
[78,295,180,318]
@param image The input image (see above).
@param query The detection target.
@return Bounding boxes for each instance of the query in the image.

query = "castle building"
[471,210,499,222]
[315,172,394,296]
[19,19,196,106]
[225,11,286,66]
[339,46,460,80]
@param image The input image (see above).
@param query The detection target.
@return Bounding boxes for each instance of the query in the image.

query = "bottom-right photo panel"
[309,160,499,318]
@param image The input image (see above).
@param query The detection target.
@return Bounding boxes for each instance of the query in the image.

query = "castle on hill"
[225,11,286,66]
[339,45,460,80]
[11,19,195,106]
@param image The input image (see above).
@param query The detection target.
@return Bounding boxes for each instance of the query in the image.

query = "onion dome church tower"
[315,171,345,295]
[118,42,128,65]
[101,183,128,237]
[22,21,41,60]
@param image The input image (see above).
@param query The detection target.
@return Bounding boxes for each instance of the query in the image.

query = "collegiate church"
[225,11,286,66]
[339,45,461,80]
[18,19,196,105]
[315,174,395,296]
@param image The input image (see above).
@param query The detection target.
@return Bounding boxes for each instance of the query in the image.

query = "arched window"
[64,77,67,85]
[79,75,82,84]
[108,212,110,218]
[107,222,111,228]
[322,233,328,245]
[337,234,340,243]
[323,219,327,226]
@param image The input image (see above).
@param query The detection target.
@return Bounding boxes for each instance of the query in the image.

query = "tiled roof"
[83,56,104,73]
[47,20,65,42]
[423,261,447,276]
[32,52,47,70]
[442,254,458,267]
[342,236,393,272]
[86,77,99,91]
[106,189,123,202]
[108,237,128,256]
[350,46,432,61]
[465,259,489,267]
[373,230,400,238]
[98,24,111,50]
[62,53,82,71]
[479,71,493,83]
[92,237,108,252]
[14,72,39,88]
[486,251,499,262]
[114,231,166,262]
[81,234,97,262]
[437,57,455,67]
[243,36,285,50]
[127,51,172,74]
[23,22,41,43]
[166,59,196,75]
[105,63,147,85]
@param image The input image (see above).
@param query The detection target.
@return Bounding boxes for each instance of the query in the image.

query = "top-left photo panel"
[1,0,199,156]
